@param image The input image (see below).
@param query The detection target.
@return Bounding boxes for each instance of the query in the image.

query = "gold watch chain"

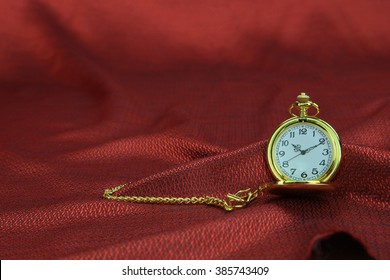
[103,184,268,211]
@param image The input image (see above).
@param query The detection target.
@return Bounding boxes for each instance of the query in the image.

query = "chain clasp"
[224,187,260,211]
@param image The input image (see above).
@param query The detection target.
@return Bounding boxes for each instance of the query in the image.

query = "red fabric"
[0,0,389,259]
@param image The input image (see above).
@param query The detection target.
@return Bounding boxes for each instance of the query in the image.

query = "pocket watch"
[266,93,342,194]
[103,92,342,210]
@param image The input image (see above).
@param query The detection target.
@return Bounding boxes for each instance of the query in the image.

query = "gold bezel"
[267,117,341,183]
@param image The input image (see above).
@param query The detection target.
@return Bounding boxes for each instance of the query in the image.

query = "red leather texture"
[0,0,389,259]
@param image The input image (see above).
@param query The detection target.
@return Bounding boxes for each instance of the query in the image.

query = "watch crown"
[297,92,310,102]
[289,92,320,118]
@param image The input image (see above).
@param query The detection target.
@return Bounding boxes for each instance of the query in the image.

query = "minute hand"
[302,143,323,155]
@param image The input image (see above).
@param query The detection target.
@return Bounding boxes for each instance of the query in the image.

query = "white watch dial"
[274,123,333,181]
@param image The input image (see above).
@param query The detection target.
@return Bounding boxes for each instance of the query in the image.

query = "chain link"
[103,183,268,211]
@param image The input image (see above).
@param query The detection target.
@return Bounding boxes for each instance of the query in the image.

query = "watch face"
[273,122,333,181]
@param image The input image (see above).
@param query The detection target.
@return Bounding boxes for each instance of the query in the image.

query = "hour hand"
[291,144,302,153]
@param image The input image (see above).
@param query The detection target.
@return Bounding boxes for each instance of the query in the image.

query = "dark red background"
[0,0,389,259]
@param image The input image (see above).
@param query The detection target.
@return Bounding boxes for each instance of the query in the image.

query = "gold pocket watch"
[266,92,341,194]
[103,92,342,210]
